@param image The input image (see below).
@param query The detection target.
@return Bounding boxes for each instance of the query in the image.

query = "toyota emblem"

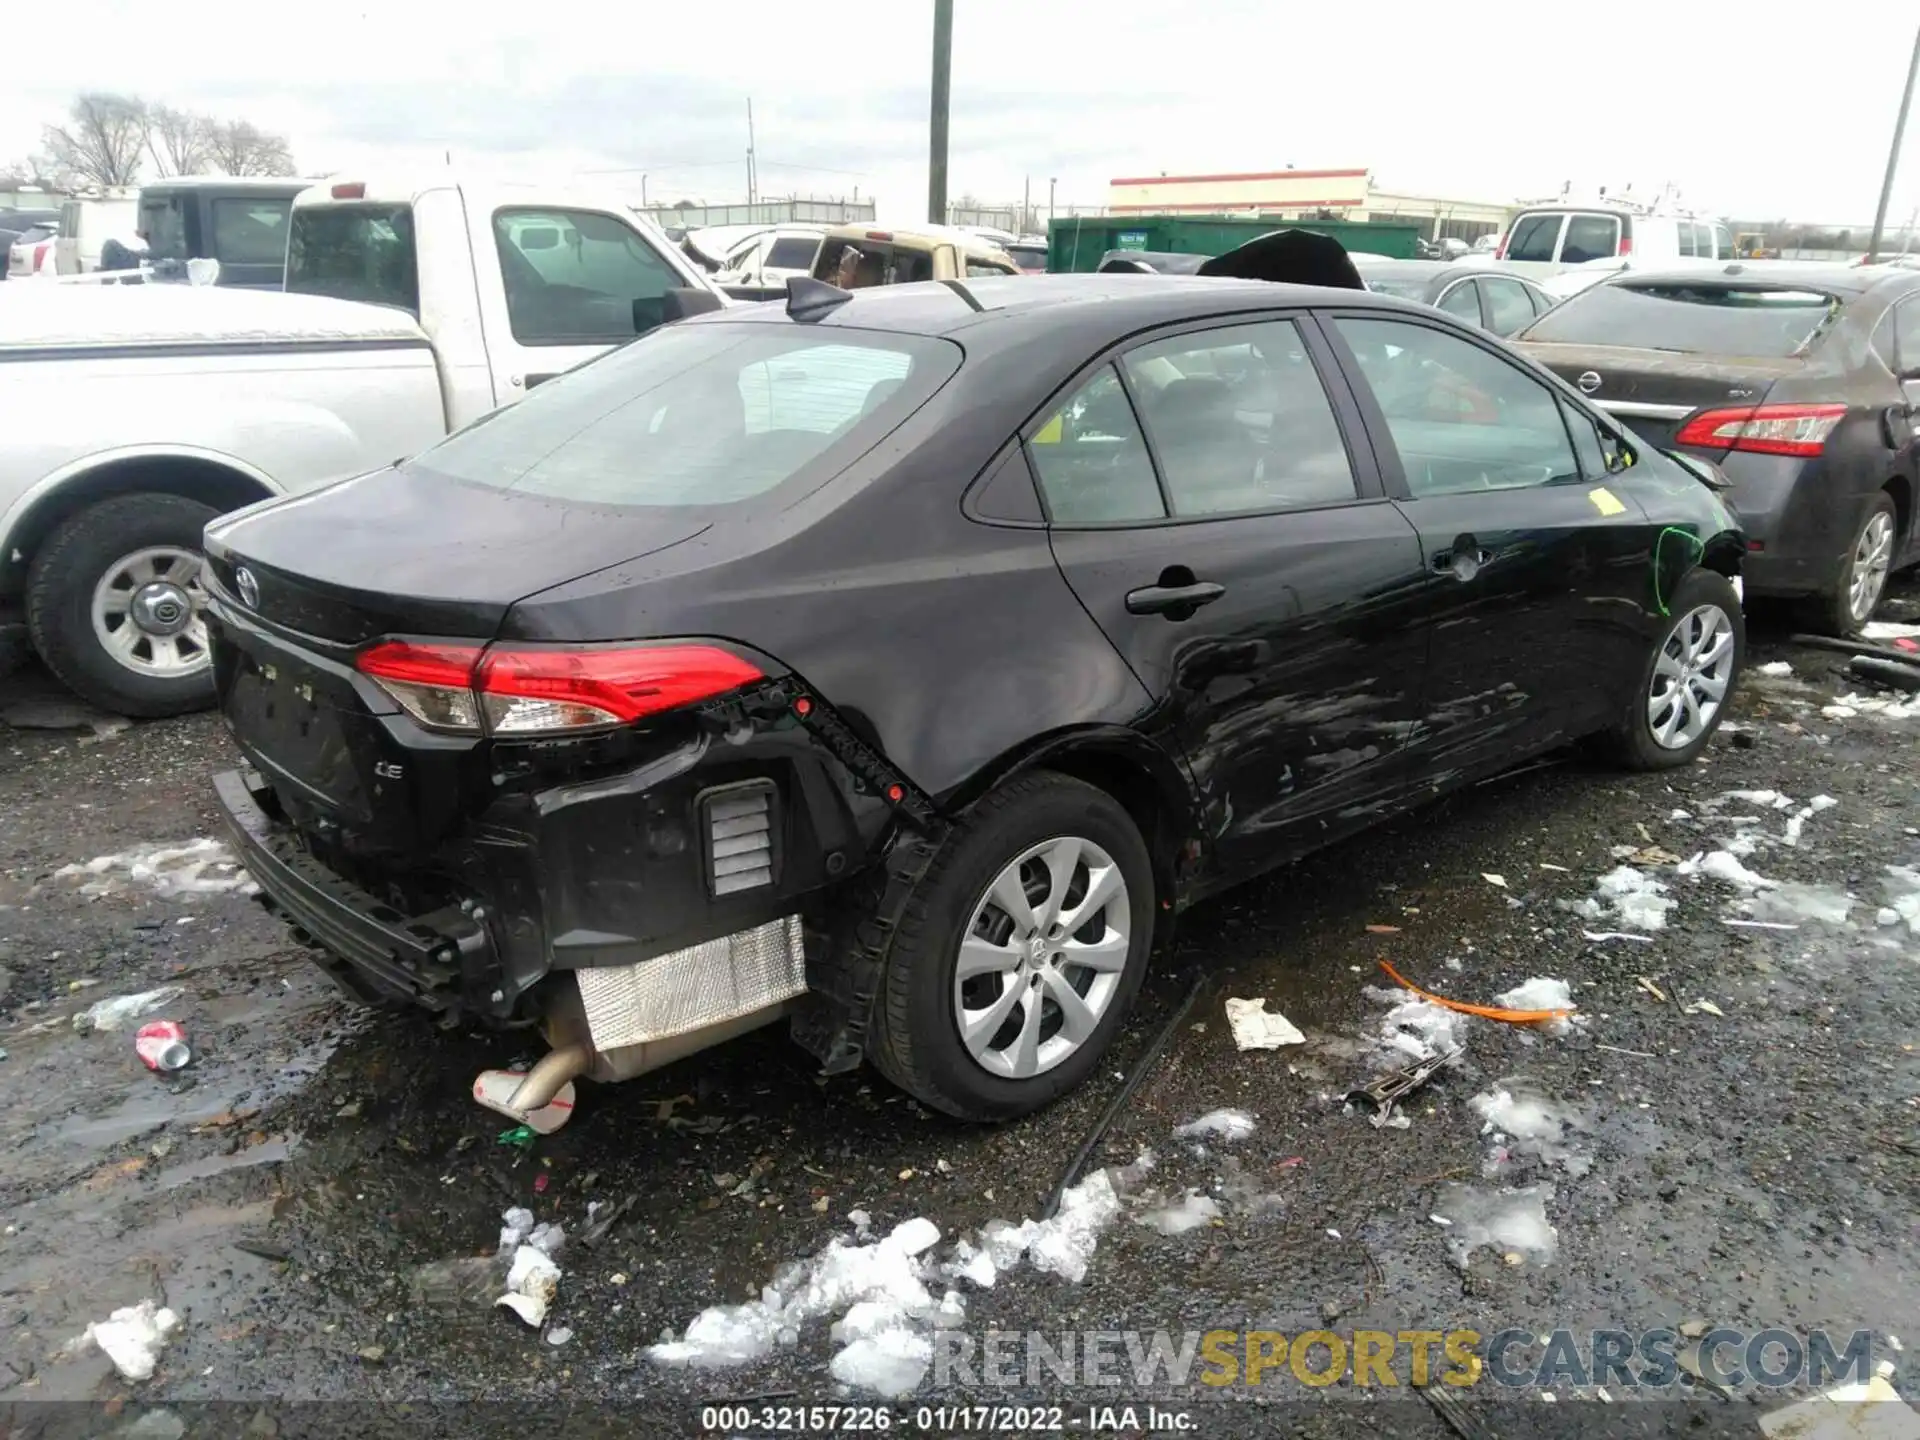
[1577,371,1602,395]
[236,567,260,609]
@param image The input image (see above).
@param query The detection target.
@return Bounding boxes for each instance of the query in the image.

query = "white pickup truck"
[0,175,726,715]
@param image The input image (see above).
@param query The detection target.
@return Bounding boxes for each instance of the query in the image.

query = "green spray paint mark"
[1653,527,1707,616]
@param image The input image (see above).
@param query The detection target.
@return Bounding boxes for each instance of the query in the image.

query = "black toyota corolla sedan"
[205,269,1744,1125]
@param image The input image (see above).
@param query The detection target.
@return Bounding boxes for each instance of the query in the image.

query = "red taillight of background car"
[1673,403,1848,458]
[1618,233,1632,256]
[356,640,764,735]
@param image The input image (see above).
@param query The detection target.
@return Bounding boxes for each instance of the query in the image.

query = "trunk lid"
[1513,341,1802,452]
[205,466,710,847]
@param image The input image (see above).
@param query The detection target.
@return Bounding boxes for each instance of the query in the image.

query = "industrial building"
[1105,168,1515,244]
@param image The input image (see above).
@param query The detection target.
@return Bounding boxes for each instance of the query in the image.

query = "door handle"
[1126,579,1226,617]
[1431,535,1493,582]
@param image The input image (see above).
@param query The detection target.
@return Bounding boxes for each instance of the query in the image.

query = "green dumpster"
[1046,215,1423,272]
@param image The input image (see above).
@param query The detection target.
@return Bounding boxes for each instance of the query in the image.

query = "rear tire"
[25,493,220,718]
[868,771,1155,1122]
[1812,494,1898,637]
[1599,568,1745,771]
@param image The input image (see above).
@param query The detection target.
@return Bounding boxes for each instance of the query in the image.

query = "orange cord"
[1378,960,1574,1024]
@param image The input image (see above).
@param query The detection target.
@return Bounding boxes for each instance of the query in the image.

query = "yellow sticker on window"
[1589,486,1627,517]
[1034,413,1064,445]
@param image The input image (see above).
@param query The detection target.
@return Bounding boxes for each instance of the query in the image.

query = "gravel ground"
[1,592,1916,1440]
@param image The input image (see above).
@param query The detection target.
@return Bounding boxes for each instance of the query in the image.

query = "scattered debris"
[1432,1184,1558,1268]
[497,1125,536,1150]
[1366,986,1469,1063]
[77,1300,180,1381]
[1684,1000,1726,1017]
[1482,873,1508,888]
[1583,930,1655,945]
[493,1209,564,1328]
[1724,919,1798,931]
[1756,661,1794,677]
[579,1195,635,1248]
[1346,1047,1462,1128]
[1680,849,1776,890]
[1173,1109,1256,1143]
[133,1020,191,1071]
[1365,923,1401,934]
[1379,962,1574,1026]
[74,986,184,1034]
[1223,997,1305,1050]
[1634,976,1669,1003]
[545,1326,573,1347]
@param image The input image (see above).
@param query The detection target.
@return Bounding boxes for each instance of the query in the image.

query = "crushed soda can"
[135,1021,191,1072]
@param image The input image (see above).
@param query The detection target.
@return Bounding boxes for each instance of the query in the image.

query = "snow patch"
[1433,1184,1558,1268]
[1755,661,1794,677]
[77,1300,179,1381]
[1494,977,1576,1035]
[1173,1109,1255,1143]
[1679,850,1776,890]
[1883,867,1920,933]
[1471,1089,1588,1176]
[56,838,255,900]
[1569,866,1674,931]
[1136,1192,1221,1236]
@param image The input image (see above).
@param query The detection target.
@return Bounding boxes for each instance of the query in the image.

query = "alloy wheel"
[953,834,1131,1080]
[1848,510,1895,624]
[90,546,211,679]
[1647,602,1735,749]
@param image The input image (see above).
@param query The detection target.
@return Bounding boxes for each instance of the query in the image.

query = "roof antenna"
[786,275,854,321]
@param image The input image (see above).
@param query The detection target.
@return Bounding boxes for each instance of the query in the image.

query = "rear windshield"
[212,197,291,266]
[764,235,819,270]
[1520,282,1839,356]
[285,203,419,313]
[1005,243,1047,271]
[408,323,961,508]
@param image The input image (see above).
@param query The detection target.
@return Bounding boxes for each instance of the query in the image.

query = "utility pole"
[1867,24,1920,262]
[1023,175,1030,234]
[928,0,953,225]
[1048,177,1057,224]
[746,97,758,207]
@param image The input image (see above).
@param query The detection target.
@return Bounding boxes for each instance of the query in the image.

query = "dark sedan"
[204,273,1743,1126]
[1511,262,1920,633]
[1354,259,1557,336]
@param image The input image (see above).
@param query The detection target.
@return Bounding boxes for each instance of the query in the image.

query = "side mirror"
[657,287,724,326]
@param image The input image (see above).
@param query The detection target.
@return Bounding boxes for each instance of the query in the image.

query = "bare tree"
[147,106,211,177]
[42,93,149,187]
[203,120,295,177]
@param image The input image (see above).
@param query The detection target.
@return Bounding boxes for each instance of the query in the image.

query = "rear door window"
[1437,280,1482,324]
[285,203,419,313]
[1121,319,1357,516]
[412,325,959,507]
[1505,213,1563,262]
[138,194,189,259]
[1480,278,1537,336]
[1027,366,1165,524]
[1521,283,1839,356]
[1335,316,1580,495]
[1560,214,1621,265]
[494,207,682,344]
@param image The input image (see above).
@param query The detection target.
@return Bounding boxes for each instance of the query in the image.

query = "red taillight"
[355,640,763,735]
[864,230,894,242]
[1674,403,1847,458]
[1494,233,1508,259]
[1618,234,1632,256]
[330,182,366,200]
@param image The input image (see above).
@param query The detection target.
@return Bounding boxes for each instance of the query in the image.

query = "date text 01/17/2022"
[696,1403,1197,1432]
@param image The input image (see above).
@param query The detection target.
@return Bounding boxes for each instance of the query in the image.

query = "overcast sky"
[5,0,1918,226]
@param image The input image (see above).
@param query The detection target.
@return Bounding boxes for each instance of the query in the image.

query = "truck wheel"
[1814,495,1898,637]
[868,771,1154,1122]
[25,493,221,718]
[1599,569,1744,771]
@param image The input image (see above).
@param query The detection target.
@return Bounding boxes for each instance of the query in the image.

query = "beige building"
[1105,168,1515,243]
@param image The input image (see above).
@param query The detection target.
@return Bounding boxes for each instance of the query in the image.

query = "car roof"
[823,222,1014,260]
[142,176,310,193]
[690,273,1415,345]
